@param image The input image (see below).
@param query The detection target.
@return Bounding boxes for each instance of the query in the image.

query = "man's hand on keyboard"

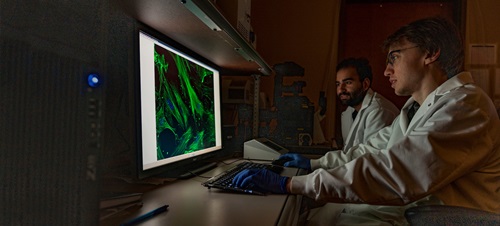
[232,168,289,194]
[278,153,311,170]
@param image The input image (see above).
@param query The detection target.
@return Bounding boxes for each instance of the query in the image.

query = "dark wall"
[341,2,455,109]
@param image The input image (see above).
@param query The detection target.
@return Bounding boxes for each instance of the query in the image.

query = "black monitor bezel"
[134,22,223,179]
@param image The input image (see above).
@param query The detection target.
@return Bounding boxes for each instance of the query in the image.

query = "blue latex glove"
[232,168,289,194]
[278,153,311,170]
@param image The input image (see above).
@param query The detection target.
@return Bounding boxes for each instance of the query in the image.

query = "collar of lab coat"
[342,88,375,147]
[400,72,474,132]
[360,88,375,112]
[345,88,375,117]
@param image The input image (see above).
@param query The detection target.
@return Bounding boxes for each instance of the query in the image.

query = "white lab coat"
[341,89,399,150]
[291,72,500,220]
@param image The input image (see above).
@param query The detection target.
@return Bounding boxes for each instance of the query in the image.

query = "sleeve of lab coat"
[310,121,395,170]
[294,90,498,205]
[361,103,398,144]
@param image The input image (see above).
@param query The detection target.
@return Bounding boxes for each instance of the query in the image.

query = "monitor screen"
[137,28,222,179]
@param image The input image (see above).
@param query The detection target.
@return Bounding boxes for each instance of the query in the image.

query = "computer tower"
[0,1,106,225]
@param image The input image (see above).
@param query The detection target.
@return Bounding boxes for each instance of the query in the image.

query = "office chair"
[404,205,500,226]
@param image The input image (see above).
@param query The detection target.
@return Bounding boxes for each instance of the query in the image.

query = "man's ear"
[362,78,370,91]
[425,48,441,65]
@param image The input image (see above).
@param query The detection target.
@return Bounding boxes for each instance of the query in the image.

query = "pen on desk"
[120,204,169,226]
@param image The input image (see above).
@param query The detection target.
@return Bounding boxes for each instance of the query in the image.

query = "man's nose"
[384,64,393,77]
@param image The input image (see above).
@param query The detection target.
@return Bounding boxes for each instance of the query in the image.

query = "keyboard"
[202,161,284,195]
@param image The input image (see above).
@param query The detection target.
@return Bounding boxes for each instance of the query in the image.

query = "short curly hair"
[336,57,373,87]
[382,17,464,78]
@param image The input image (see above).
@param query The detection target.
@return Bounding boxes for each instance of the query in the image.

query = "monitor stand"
[178,162,218,179]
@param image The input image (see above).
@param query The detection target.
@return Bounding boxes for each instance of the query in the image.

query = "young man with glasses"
[233,17,500,224]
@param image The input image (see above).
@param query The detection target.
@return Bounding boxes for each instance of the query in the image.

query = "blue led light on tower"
[87,73,101,88]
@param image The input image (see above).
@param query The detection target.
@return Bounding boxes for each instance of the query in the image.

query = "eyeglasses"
[386,46,419,65]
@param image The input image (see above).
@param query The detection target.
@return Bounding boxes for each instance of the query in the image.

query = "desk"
[101,160,305,226]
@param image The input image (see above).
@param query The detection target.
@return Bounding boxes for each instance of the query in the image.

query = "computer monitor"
[136,27,223,179]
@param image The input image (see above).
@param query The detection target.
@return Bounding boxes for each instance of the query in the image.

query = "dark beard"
[340,89,365,107]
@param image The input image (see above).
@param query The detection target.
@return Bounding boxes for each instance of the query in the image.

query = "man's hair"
[336,57,373,86]
[382,17,464,78]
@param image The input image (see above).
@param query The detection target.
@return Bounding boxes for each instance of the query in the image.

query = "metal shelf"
[114,0,272,75]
